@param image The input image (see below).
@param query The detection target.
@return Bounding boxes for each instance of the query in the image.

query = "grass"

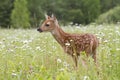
[0,24,120,80]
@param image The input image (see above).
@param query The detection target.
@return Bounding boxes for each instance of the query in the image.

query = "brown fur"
[37,15,99,67]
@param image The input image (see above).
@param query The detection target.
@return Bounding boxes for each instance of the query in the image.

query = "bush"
[96,6,120,24]
[0,0,13,28]
[11,0,30,29]
[66,9,84,24]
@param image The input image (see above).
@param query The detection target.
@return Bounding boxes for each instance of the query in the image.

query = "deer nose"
[37,28,40,31]
[37,28,43,32]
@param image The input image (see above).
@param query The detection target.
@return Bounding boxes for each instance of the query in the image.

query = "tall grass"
[0,24,120,80]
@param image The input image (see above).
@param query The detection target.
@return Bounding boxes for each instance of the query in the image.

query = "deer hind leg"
[92,50,96,63]
[92,49,98,67]
[92,49,99,75]
[82,47,92,66]
[80,56,87,68]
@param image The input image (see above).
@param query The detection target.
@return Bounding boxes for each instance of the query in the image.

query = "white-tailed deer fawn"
[37,14,99,68]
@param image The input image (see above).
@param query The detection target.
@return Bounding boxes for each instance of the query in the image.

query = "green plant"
[96,6,120,24]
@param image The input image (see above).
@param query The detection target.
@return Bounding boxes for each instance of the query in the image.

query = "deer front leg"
[72,55,78,69]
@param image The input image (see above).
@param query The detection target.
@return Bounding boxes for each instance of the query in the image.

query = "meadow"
[0,24,120,80]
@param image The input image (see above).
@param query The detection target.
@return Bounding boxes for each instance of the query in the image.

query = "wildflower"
[116,48,120,51]
[83,76,90,80]
[63,61,69,67]
[36,46,41,50]
[116,30,119,34]
[109,65,112,68]
[22,39,32,44]
[57,58,62,63]
[0,42,3,45]
[9,49,14,52]
[11,73,17,77]
[104,40,108,43]
[52,46,56,49]
[19,62,22,64]
[59,68,64,71]
[21,45,31,50]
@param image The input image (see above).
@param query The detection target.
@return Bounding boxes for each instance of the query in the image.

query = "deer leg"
[92,49,99,75]
[82,48,92,68]
[80,57,87,68]
[92,49,98,66]
[92,51,96,63]
[72,55,78,69]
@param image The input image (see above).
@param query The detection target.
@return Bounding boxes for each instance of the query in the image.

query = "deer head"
[37,14,58,32]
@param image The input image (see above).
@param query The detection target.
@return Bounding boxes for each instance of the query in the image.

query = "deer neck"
[51,26,67,46]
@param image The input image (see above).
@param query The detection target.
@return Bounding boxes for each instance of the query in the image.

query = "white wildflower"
[21,44,31,50]
[36,46,41,50]
[1,45,5,49]
[116,30,119,34]
[63,61,69,67]
[116,48,120,51]
[57,58,62,63]
[83,76,90,80]
[19,62,22,64]
[0,42,3,45]
[75,23,79,26]
[109,65,112,68]
[104,40,108,43]
[9,49,14,52]
[23,40,29,44]
[11,73,17,77]
[59,68,64,71]
[52,46,56,49]
[22,39,32,44]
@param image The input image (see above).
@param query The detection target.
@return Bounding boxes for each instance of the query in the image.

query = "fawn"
[37,14,99,68]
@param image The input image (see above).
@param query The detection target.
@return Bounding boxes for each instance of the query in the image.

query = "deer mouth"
[37,28,43,32]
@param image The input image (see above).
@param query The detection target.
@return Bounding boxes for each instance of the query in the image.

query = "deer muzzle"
[37,28,43,32]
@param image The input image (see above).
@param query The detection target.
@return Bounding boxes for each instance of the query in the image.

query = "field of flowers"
[0,24,120,80]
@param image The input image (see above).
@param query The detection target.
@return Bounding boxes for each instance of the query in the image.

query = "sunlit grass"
[0,24,120,80]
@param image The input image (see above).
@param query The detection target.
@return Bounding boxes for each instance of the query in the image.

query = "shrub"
[11,0,30,29]
[66,9,84,24]
[96,6,120,24]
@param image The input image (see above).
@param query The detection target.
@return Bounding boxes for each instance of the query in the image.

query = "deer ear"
[51,14,58,25]
[55,19,58,26]
[52,15,58,25]
[51,14,57,21]
[51,14,54,18]
[45,14,50,20]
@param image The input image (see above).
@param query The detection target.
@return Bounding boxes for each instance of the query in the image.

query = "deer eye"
[45,24,49,27]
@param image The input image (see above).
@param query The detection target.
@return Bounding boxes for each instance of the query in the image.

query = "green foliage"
[100,0,120,13]
[1,0,120,27]
[11,0,30,28]
[0,0,13,27]
[27,0,101,26]
[27,0,44,27]
[81,0,101,24]
[96,6,120,24]
[68,9,84,24]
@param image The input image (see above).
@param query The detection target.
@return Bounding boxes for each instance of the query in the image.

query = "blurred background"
[0,0,120,28]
